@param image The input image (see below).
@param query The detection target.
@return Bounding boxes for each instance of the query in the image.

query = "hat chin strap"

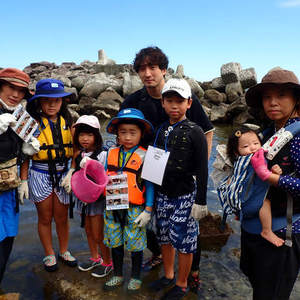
[0,98,19,111]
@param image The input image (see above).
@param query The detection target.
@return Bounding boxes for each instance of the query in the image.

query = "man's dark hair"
[133,46,169,72]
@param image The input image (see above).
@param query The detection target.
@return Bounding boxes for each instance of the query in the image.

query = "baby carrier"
[217,121,300,246]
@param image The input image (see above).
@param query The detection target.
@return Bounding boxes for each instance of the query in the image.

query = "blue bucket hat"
[28,78,73,103]
[106,108,153,135]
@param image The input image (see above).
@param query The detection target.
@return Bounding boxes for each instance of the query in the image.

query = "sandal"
[58,250,77,267]
[127,278,142,292]
[43,255,58,272]
[103,276,124,291]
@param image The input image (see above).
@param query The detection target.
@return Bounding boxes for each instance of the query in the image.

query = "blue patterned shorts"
[104,205,146,251]
[156,191,199,254]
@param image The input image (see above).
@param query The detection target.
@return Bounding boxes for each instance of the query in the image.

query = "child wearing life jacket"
[19,79,77,271]
[149,78,208,300]
[71,115,113,276]
[226,127,284,247]
[103,108,154,292]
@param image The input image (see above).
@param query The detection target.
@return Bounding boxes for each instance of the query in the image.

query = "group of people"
[0,46,300,300]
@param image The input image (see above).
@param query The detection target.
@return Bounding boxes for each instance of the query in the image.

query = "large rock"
[71,75,89,91]
[175,65,184,78]
[210,103,229,122]
[122,72,143,97]
[186,78,204,99]
[240,68,257,89]
[204,89,224,105]
[211,77,226,91]
[225,82,244,103]
[221,62,242,84]
[80,74,122,98]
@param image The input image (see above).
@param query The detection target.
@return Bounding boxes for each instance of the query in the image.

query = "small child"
[71,115,113,276]
[227,127,284,247]
[150,78,208,300]
[103,108,154,292]
[19,79,77,271]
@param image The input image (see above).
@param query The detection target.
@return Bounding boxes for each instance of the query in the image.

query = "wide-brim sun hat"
[0,68,32,99]
[162,78,192,99]
[106,108,154,135]
[246,68,300,107]
[73,115,101,130]
[71,159,109,204]
[28,78,73,103]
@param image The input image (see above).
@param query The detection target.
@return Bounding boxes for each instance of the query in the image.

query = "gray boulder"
[175,65,184,78]
[204,89,224,105]
[186,78,204,99]
[210,103,229,122]
[221,62,242,84]
[122,73,143,97]
[71,75,89,91]
[211,77,226,91]
[225,82,244,103]
[240,68,257,89]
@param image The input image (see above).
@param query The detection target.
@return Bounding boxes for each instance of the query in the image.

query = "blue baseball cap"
[28,78,73,103]
[106,108,153,135]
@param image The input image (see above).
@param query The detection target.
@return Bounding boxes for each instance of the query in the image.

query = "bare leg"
[35,194,54,256]
[53,194,70,254]
[85,216,99,260]
[93,215,111,264]
[161,244,175,279]
[259,198,284,247]
[177,252,193,288]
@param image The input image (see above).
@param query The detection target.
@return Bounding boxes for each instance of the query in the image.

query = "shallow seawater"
[1,124,300,299]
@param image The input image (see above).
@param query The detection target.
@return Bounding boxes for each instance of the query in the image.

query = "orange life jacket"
[106,146,146,205]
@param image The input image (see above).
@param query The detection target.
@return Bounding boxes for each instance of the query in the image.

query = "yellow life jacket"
[32,116,73,162]
[106,146,146,205]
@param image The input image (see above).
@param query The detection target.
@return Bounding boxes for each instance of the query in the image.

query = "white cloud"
[279,0,300,7]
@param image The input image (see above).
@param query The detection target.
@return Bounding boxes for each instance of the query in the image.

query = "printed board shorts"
[104,205,146,252]
[156,191,199,254]
[75,196,104,216]
[29,168,70,205]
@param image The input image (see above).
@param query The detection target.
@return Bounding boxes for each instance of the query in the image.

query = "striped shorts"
[28,163,70,204]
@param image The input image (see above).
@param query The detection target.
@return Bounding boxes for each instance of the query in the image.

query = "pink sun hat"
[71,159,108,203]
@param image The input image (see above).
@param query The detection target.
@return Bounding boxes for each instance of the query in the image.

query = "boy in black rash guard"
[149,78,208,300]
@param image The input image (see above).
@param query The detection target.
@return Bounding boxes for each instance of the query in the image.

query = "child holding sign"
[104,108,154,292]
[148,78,208,299]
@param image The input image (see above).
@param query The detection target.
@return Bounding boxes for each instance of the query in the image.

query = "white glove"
[60,168,75,193]
[79,156,91,169]
[22,137,40,156]
[134,210,151,227]
[0,113,16,135]
[191,204,208,221]
[18,180,29,205]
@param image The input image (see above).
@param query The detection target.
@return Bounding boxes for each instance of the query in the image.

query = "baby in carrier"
[226,126,284,247]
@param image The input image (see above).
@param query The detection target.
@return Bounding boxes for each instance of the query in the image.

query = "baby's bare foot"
[261,230,284,247]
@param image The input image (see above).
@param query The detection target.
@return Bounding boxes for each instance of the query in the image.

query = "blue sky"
[1,0,300,82]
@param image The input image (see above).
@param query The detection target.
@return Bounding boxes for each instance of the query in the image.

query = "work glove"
[22,137,40,156]
[191,204,208,221]
[79,156,91,169]
[60,168,75,193]
[18,180,29,205]
[134,210,151,227]
[251,148,272,181]
[0,113,16,135]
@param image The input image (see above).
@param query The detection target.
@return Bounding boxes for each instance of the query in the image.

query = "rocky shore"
[21,49,261,126]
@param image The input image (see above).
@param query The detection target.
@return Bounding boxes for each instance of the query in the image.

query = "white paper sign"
[141,145,170,185]
[105,173,129,210]
[11,104,39,142]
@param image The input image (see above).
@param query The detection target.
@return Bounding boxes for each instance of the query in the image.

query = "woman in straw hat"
[241,68,300,299]
[0,68,39,283]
